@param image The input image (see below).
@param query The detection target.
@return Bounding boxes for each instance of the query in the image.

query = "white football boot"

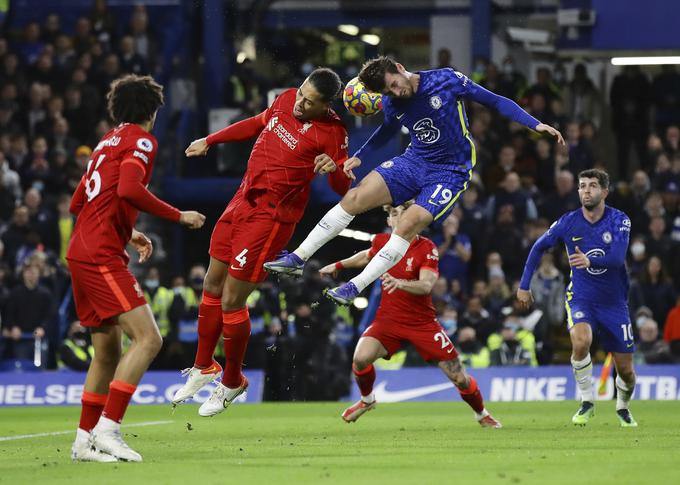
[71,428,118,463]
[172,360,223,405]
[90,417,142,462]
[198,377,249,417]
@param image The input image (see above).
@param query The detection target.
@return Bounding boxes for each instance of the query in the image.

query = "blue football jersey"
[520,206,631,303]
[381,68,476,171]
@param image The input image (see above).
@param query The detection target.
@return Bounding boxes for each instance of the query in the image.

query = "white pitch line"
[0,420,174,442]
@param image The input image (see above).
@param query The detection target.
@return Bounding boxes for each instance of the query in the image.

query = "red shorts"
[362,318,459,362]
[68,259,147,328]
[209,201,296,283]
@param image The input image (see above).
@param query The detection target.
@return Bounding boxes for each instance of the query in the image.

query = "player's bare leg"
[72,326,122,463]
[173,257,227,405]
[265,171,392,277]
[612,352,638,427]
[342,336,387,423]
[199,274,256,417]
[90,304,162,462]
[438,359,502,428]
[327,204,433,305]
[569,322,595,425]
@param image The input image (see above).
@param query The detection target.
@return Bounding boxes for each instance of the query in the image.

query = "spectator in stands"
[610,66,651,176]
[458,184,486,249]
[525,67,560,104]
[142,266,173,340]
[484,144,516,192]
[24,188,58,253]
[459,295,495,344]
[635,256,676,326]
[489,320,533,367]
[72,17,95,56]
[538,170,580,222]
[486,171,537,226]
[652,66,680,133]
[2,205,31,269]
[49,117,78,159]
[3,263,53,360]
[0,172,15,221]
[58,320,93,371]
[485,204,524,280]
[56,193,74,264]
[635,317,673,364]
[456,326,490,368]
[433,213,471,288]
[564,122,594,176]
[119,35,147,75]
[563,63,602,127]
[646,216,672,266]
[436,47,453,69]
[628,235,648,280]
[529,252,565,335]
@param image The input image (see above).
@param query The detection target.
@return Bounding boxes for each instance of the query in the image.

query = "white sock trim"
[295,204,354,260]
[350,234,410,292]
[361,392,375,404]
[571,353,594,402]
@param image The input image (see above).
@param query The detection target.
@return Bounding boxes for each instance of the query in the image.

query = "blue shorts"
[374,154,472,227]
[565,299,634,353]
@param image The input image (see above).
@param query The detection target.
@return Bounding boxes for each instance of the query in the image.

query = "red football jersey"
[369,233,440,325]
[234,88,349,223]
[67,123,158,265]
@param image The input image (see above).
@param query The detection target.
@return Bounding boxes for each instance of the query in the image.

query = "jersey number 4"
[85,154,106,202]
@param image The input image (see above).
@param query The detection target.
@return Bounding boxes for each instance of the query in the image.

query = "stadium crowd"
[0,7,679,400]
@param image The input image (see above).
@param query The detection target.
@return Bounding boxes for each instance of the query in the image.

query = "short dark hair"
[106,74,164,125]
[578,168,610,189]
[307,68,342,102]
[358,56,399,93]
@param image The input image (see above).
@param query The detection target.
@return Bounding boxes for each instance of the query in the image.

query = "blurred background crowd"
[0,1,678,401]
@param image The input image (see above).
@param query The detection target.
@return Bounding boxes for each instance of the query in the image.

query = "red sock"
[101,380,137,423]
[194,291,223,368]
[221,308,251,388]
[353,364,376,397]
[79,391,107,432]
[458,375,484,413]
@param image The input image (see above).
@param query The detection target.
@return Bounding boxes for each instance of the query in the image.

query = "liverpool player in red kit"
[320,203,501,427]
[68,75,205,462]
[171,68,352,416]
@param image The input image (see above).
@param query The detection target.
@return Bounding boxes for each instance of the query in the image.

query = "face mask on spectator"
[144,279,159,290]
[459,340,477,353]
[440,318,457,335]
[630,242,645,257]
[191,277,203,287]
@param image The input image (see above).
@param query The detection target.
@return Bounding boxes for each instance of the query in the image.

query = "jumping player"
[171,68,352,416]
[517,169,637,427]
[68,75,206,462]
[265,57,565,305]
[321,203,501,427]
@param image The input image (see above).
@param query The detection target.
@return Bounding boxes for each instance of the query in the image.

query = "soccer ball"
[343,77,382,117]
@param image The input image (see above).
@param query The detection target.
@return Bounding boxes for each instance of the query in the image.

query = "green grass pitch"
[1,401,679,484]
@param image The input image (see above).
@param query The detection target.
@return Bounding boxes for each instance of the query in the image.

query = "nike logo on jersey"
[626,342,634,348]
[572,237,583,241]
[373,381,454,403]
[396,113,405,120]
[229,265,245,271]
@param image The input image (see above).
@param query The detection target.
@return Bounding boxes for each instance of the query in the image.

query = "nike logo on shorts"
[572,236,583,241]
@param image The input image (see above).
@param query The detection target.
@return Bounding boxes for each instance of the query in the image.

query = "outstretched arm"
[319,249,371,278]
[117,159,182,222]
[185,112,268,157]
[519,231,559,291]
[466,83,565,144]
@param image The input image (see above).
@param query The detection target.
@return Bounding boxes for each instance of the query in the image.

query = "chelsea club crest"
[602,232,612,243]
[430,96,442,109]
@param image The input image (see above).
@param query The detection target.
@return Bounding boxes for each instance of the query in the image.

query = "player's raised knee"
[340,187,365,215]
[352,355,373,371]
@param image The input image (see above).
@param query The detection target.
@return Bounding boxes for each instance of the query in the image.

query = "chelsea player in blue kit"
[517,169,638,427]
[265,57,564,303]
